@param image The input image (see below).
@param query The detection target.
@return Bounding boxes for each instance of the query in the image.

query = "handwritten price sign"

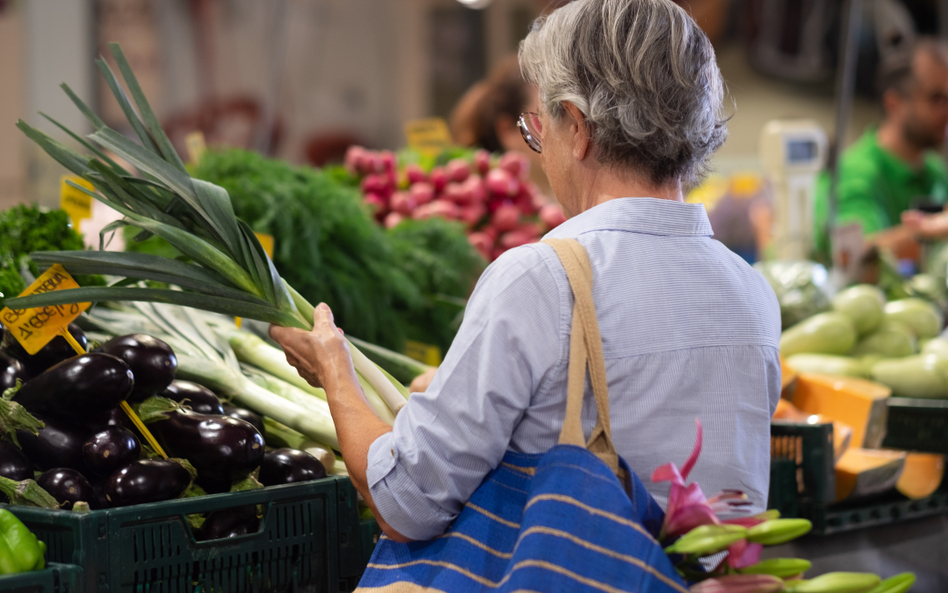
[0,264,90,355]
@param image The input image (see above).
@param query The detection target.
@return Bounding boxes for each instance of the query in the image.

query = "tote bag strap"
[543,238,623,479]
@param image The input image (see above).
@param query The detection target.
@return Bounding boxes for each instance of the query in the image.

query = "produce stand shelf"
[769,422,948,535]
[0,563,83,593]
[881,397,948,453]
[4,476,362,593]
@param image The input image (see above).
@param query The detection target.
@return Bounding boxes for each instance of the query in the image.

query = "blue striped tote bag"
[357,238,689,593]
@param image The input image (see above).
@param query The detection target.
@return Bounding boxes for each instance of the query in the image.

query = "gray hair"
[519,0,728,187]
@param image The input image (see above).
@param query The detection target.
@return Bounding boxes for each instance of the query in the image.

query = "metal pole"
[827,0,863,237]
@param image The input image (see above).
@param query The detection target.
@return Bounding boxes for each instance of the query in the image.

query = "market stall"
[0,4,945,589]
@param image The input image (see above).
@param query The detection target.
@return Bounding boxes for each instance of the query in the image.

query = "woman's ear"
[561,102,591,160]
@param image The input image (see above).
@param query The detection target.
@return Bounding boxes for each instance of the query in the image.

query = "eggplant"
[13,353,134,419]
[197,505,260,541]
[2,323,87,375]
[82,407,136,434]
[148,409,265,486]
[161,381,223,415]
[103,459,191,507]
[98,334,177,402]
[82,427,141,478]
[258,448,326,486]
[17,413,91,472]
[37,468,94,510]
[221,404,265,438]
[0,441,33,482]
[0,349,32,393]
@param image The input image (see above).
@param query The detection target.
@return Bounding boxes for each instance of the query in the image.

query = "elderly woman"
[270,0,781,544]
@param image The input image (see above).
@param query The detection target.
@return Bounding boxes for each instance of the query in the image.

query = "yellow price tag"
[404,340,442,367]
[235,233,275,328]
[404,118,452,156]
[0,264,91,355]
[185,131,207,165]
[255,232,275,258]
[60,176,94,233]
[0,264,170,459]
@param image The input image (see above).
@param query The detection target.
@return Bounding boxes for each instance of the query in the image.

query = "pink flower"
[688,574,783,593]
[652,420,751,539]
[726,538,764,569]
[652,420,720,538]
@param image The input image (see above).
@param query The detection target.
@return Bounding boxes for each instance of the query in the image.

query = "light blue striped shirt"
[367,198,782,541]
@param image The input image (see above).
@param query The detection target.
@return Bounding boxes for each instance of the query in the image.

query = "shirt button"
[391,448,395,457]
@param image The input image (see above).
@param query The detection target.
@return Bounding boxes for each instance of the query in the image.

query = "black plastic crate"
[882,397,948,453]
[770,422,948,535]
[5,476,358,593]
[338,519,381,593]
[0,563,82,593]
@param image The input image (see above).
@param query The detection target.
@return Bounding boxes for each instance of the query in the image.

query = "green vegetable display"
[849,322,916,358]
[871,354,948,399]
[883,298,944,340]
[832,284,885,336]
[784,354,868,378]
[181,149,483,352]
[0,508,45,575]
[780,312,857,358]
[0,205,104,307]
[755,260,832,329]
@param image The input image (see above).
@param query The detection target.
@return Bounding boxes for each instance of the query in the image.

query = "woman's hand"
[269,303,357,391]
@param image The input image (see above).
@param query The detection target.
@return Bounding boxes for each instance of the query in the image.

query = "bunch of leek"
[82,301,344,449]
[9,43,405,415]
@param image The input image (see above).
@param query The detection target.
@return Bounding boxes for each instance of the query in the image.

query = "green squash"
[832,284,886,336]
[780,312,857,358]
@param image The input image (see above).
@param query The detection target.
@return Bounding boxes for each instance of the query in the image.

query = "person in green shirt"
[815,38,948,257]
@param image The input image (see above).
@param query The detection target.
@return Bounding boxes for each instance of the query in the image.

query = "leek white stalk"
[175,354,339,449]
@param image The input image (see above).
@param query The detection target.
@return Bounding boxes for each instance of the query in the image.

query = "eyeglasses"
[518,112,542,154]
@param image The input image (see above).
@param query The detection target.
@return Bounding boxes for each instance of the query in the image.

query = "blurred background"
[1,0,934,207]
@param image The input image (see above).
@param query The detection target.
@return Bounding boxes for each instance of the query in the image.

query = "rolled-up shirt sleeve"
[365,245,566,541]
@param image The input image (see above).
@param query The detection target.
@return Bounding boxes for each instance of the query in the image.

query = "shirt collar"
[543,197,714,239]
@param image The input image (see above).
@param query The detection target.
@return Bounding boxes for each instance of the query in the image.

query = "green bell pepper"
[0,509,45,574]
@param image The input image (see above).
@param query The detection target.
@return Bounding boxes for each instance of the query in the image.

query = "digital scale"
[759,119,829,260]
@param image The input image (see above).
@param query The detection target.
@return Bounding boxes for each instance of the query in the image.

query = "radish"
[446,158,471,183]
[500,228,538,250]
[405,164,428,185]
[540,204,567,229]
[468,232,493,260]
[414,199,460,221]
[485,168,520,197]
[442,182,470,205]
[379,150,397,175]
[344,145,366,175]
[430,167,448,193]
[460,203,486,228]
[363,192,387,216]
[361,173,392,196]
[462,175,487,204]
[409,182,435,205]
[474,149,491,175]
[499,151,531,181]
[390,191,417,215]
[492,203,521,232]
[384,212,404,229]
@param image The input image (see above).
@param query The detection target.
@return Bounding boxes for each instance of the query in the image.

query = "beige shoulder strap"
[542,238,621,477]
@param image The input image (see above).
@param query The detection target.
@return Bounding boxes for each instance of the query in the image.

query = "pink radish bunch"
[346,146,567,261]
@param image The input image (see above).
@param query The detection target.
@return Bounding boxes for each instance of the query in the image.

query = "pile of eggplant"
[0,324,327,530]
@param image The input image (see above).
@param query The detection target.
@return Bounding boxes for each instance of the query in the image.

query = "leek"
[9,42,407,416]
[85,302,341,449]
